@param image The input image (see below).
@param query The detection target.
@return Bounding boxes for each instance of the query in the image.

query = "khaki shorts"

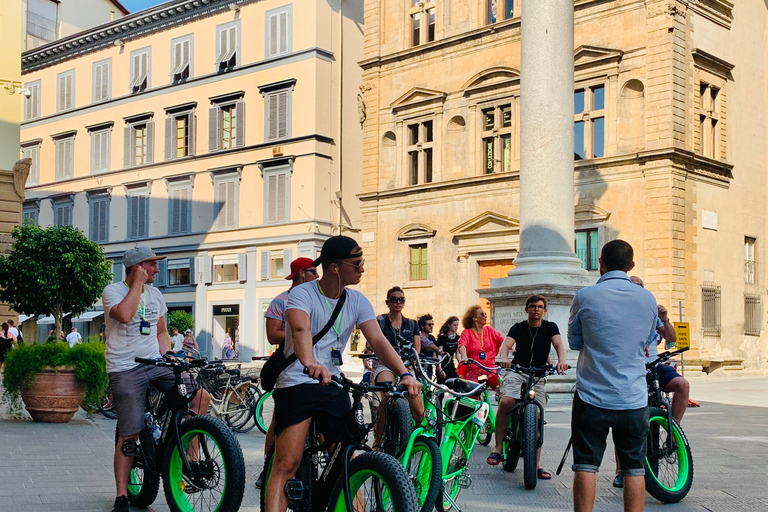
[499,371,547,409]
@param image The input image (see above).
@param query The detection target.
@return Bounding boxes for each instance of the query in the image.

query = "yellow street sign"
[673,322,690,349]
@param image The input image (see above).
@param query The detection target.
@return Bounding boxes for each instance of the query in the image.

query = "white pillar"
[509,0,585,277]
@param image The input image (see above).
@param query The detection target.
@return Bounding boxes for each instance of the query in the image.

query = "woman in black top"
[435,316,460,382]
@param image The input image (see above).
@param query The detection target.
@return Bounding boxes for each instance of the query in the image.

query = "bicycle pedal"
[457,474,472,489]
[284,479,305,502]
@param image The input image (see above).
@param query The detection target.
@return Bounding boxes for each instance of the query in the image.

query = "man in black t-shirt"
[486,295,567,480]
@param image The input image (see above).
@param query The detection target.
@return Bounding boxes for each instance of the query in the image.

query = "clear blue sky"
[120,0,169,13]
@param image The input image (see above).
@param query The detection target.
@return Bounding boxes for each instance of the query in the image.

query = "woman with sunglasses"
[436,316,461,382]
[457,305,505,389]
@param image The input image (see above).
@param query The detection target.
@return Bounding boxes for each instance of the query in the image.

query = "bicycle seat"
[445,378,481,394]
[227,368,241,376]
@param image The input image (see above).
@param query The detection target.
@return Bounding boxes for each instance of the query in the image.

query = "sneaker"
[613,474,623,488]
[112,495,130,512]
[254,473,264,489]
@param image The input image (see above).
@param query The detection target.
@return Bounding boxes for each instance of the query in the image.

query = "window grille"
[744,294,762,336]
[701,284,721,337]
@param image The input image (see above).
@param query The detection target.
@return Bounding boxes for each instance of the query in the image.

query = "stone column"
[482,1,594,402]
[510,0,584,278]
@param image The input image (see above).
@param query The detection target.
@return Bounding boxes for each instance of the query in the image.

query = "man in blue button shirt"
[568,240,658,512]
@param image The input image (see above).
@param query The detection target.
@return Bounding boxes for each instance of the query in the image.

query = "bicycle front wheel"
[383,398,413,457]
[163,415,246,512]
[436,425,471,512]
[644,407,693,503]
[477,416,493,446]
[522,403,538,489]
[400,435,442,512]
[223,381,258,433]
[328,451,418,512]
[255,389,274,435]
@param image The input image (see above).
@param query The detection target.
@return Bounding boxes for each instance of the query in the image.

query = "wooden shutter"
[229,26,237,64]
[124,126,132,168]
[235,101,245,147]
[188,112,196,156]
[101,62,109,100]
[139,195,148,238]
[25,88,32,120]
[238,253,247,282]
[277,92,288,139]
[188,257,195,283]
[99,199,108,242]
[180,188,189,233]
[266,173,276,223]
[209,107,219,152]
[276,172,287,222]
[226,180,236,228]
[55,141,62,179]
[146,121,154,164]
[173,41,182,74]
[164,117,174,161]
[269,14,278,57]
[90,133,97,173]
[216,181,227,229]
[283,248,293,270]
[203,256,212,284]
[128,195,138,239]
[65,74,73,110]
[58,75,66,111]
[140,52,148,89]
[100,131,109,171]
[267,94,277,140]
[182,40,190,72]
[64,139,73,178]
[279,11,288,54]
[261,251,269,280]
[171,188,181,234]
[155,260,167,288]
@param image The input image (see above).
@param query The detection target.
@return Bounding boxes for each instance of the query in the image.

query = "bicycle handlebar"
[647,347,689,369]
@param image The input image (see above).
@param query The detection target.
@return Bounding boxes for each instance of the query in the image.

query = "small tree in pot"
[0,224,113,341]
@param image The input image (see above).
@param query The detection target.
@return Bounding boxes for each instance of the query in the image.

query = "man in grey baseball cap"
[122,245,166,271]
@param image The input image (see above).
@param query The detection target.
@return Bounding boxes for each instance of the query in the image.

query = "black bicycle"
[118,354,246,512]
[468,359,562,489]
[259,374,419,512]
[645,347,693,503]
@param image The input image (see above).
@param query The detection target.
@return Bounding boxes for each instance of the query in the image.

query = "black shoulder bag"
[259,290,347,391]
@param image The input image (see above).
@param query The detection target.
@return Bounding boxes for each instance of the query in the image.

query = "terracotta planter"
[20,367,86,423]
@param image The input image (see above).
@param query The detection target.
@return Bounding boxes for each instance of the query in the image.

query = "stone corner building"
[359,1,768,371]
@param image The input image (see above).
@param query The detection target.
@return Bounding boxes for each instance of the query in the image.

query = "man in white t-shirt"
[102,246,210,512]
[264,236,424,512]
[170,326,185,352]
[65,327,82,347]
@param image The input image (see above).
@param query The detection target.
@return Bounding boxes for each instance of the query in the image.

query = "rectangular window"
[129,48,150,93]
[92,59,111,102]
[699,82,720,159]
[221,104,237,150]
[127,192,149,240]
[124,117,154,168]
[574,85,605,160]
[407,120,435,184]
[215,175,238,229]
[170,35,192,83]
[481,104,514,174]
[701,284,721,338]
[266,91,289,141]
[215,21,239,71]
[21,143,40,185]
[271,253,284,279]
[27,0,58,43]
[214,256,239,282]
[90,129,111,173]
[745,294,762,336]
[54,136,74,180]
[53,197,73,227]
[168,258,192,286]
[164,108,195,160]
[169,185,192,235]
[176,116,188,157]
[266,5,292,58]
[22,204,39,226]
[264,168,290,224]
[745,237,756,285]
[88,193,110,243]
[56,70,75,112]
[409,1,436,47]
[409,244,428,281]
[575,229,599,271]
[487,0,514,24]
[24,80,41,121]
[209,97,244,151]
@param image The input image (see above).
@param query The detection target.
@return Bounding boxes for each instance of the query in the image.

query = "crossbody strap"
[280,289,348,371]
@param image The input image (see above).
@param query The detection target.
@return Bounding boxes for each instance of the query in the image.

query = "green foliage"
[2,341,108,409]
[0,225,113,341]
[167,310,194,333]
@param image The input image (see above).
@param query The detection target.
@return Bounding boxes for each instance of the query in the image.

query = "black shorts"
[571,392,649,476]
[273,383,352,437]
[657,363,682,390]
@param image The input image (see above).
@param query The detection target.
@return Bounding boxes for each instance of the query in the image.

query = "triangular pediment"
[574,45,623,70]
[397,223,437,241]
[462,67,520,95]
[391,87,447,113]
[451,211,519,239]
[575,203,611,223]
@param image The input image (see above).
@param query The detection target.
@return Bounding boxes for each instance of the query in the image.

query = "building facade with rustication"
[359,1,768,371]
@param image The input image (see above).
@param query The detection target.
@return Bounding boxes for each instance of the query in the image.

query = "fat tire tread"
[401,436,442,512]
[384,398,413,457]
[523,404,538,489]
[644,407,694,504]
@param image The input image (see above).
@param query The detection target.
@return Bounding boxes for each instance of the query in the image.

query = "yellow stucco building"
[359,0,768,370]
[20,0,363,358]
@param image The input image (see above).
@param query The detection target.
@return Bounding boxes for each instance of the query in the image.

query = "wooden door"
[478,259,515,318]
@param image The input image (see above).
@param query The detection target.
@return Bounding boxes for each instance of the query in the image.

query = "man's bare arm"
[265,318,286,346]
[157,316,172,354]
[109,266,148,324]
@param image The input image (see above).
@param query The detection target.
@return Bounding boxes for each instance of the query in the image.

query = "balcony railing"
[745,260,756,284]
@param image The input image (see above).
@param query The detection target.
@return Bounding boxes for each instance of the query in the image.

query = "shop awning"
[36,313,72,325]
[18,314,35,323]
[73,311,104,322]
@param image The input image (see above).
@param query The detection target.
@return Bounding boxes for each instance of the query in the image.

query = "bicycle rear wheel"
[223,381,258,433]
[400,435,442,512]
[328,451,418,512]
[255,389,274,435]
[163,415,246,512]
[383,398,413,457]
[644,407,693,503]
[477,416,493,446]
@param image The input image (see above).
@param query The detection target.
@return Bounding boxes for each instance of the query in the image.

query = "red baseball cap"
[285,257,315,280]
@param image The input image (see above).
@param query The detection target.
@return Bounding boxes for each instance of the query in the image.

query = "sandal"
[486,452,503,466]
[537,468,552,480]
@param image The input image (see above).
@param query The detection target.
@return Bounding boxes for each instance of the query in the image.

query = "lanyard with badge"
[318,282,344,366]
[125,282,150,335]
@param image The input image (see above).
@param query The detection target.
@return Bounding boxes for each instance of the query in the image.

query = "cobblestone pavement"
[1,375,766,511]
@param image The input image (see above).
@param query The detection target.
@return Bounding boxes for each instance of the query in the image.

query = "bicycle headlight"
[529,389,536,399]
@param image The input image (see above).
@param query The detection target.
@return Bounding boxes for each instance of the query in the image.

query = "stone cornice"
[689,0,734,29]
[692,48,735,80]
[22,0,257,73]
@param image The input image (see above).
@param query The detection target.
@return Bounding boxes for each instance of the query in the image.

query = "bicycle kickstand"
[442,487,462,512]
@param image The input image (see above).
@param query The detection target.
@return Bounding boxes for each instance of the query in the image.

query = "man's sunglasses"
[340,258,365,270]
[303,269,318,275]
[387,297,406,304]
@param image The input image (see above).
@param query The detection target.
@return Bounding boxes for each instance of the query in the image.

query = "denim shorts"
[571,392,649,476]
